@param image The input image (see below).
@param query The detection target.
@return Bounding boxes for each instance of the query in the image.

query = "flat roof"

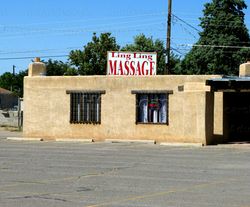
[206,76,250,92]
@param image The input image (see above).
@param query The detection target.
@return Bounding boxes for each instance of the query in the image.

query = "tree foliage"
[45,59,78,76]
[0,33,180,97]
[180,0,250,75]
[122,34,180,74]
[0,70,27,97]
[69,33,120,75]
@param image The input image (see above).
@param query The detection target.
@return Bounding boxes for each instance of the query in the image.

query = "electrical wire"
[0,11,167,28]
[172,14,201,32]
[0,16,166,34]
[0,21,166,39]
[184,44,250,49]
[0,55,68,61]
[0,47,82,55]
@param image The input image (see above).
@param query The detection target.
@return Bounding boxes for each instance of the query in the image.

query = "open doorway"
[224,92,250,143]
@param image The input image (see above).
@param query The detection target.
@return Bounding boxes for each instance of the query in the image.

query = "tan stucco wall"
[214,92,223,134]
[23,75,222,144]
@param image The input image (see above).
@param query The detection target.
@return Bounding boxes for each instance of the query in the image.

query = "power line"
[172,14,201,32]
[0,22,166,39]
[0,36,166,56]
[173,21,198,39]
[170,42,250,56]
[171,14,250,31]
[0,47,82,55]
[0,28,166,40]
[0,55,68,61]
[171,15,199,40]
[0,11,167,28]
[173,11,247,18]
[171,47,185,55]
[174,16,250,24]
[1,44,248,61]
[171,37,250,45]
[1,17,166,34]
[187,44,250,49]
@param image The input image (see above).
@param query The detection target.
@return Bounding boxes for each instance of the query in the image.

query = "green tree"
[0,70,27,97]
[122,34,180,74]
[0,72,14,92]
[69,33,120,75]
[14,70,28,97]
[180,0,250,75]
[45,59,78,76]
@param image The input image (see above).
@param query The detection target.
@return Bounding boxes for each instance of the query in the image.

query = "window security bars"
[67,91,105,124]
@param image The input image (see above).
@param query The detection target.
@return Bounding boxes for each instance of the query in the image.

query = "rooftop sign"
[107,51,157,76]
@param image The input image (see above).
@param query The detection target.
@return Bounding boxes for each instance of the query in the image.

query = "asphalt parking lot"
[0,135,250,207]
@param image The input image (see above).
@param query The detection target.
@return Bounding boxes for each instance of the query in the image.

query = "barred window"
[132,90,173,125]
[66,90,105,124]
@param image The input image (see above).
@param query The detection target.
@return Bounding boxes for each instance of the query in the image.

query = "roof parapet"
[239,61,250,77]
[28,57,46,77]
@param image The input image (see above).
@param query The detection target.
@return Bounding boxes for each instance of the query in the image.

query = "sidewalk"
[0,127,22,139]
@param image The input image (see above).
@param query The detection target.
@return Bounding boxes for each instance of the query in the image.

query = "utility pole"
[13,65,16,75]
[165,0,172,74]
[10,65,16,92]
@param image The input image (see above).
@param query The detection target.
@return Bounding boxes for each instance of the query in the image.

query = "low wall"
[0,110,18,127]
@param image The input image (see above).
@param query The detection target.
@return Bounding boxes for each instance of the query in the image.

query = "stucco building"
[23,59,250,145]
[0,88,18,110]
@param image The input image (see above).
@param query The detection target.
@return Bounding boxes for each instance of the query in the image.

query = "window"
[66,90,105,124]
[132,91,173,124]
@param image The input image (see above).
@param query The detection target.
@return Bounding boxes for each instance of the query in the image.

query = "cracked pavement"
[0,135,250,207]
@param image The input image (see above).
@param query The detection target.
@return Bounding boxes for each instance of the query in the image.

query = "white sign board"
[107,51,157,76]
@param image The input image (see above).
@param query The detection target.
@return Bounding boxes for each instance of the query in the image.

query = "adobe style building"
[23,57,250,145]
[0,87,18,110]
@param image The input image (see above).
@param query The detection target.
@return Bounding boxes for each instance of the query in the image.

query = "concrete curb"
[7,137,43,141]
[6,138,204,147]
[211,144,250,148]
[159,142,204,147]
[105,139,156,144]
[55,138,93,143]
[7,137,94,143]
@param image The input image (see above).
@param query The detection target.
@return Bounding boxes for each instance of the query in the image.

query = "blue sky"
[0,0,249,74]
